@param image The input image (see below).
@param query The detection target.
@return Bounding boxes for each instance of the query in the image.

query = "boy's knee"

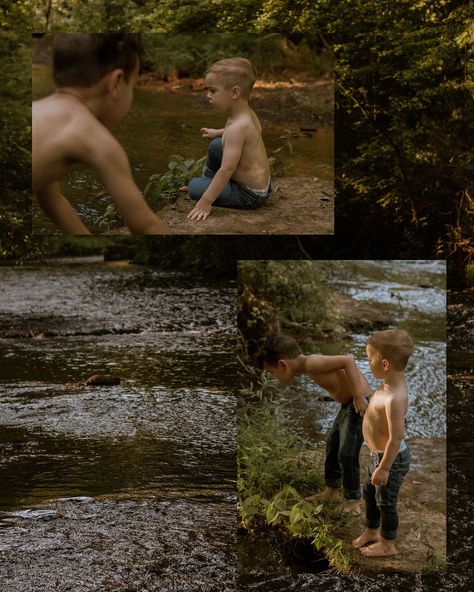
[187,178,204,202]
[208,137,223,157]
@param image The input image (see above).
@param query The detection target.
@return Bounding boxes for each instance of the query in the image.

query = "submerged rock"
[65,375,121,388]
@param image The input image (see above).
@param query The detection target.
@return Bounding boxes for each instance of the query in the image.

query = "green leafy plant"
[238,376,355,573]
[144,154,207,210]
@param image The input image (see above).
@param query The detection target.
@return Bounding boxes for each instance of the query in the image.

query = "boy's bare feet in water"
[352,528,381,549]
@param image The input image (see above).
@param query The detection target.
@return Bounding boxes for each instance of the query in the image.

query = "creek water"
[32,64,333,234]
[238,260,456,590]
[0,260,237,591]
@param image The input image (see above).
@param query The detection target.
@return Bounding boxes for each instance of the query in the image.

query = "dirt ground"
[345,438,446,573]
[157,177,333,235]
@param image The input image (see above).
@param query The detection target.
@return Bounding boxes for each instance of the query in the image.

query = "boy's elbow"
[220,164,237,176]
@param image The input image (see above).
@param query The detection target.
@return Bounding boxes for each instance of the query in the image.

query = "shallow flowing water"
[0,260,237,591]
[32,64,333,234]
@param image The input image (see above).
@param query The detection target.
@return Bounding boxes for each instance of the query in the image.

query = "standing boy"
[33,33,168,235]
[353,329,414,557]
[182,57,271,221]
[258,333,373,514]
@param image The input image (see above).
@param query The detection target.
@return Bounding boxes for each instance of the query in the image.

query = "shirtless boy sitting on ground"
[181,57,271,221]
[259,333,373,515]
[33,33,168,235]
[353,329,414,557]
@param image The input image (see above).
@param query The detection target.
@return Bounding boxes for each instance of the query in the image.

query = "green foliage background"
[2,1,473,282]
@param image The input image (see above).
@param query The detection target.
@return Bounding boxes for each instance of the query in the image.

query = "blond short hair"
[206,57,257,98]
[367,329,414,371]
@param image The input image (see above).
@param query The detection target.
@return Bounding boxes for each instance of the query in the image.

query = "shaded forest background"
[1,0,473,285]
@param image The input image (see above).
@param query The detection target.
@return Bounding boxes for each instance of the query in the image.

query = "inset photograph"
[32,33,334,236]
[237,260,446,585]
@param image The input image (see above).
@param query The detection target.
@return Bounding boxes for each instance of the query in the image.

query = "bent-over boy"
[259,333,373,514]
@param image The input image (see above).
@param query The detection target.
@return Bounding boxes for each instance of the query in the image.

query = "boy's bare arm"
[371,395,406,486]
[305,354,369,415]
[93,141,169,235]
[201,127,224,139]
[36,182,91,235]
[188,124,245,221]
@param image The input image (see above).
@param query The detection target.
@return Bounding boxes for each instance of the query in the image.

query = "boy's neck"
[287,354,307,375]
[228,99,250,117]
[54,86,106,120]
[382,370,406,390]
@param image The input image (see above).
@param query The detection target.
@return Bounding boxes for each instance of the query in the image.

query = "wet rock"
[84,375,121,387]
[65,375,121,388]
[334,295,392,331]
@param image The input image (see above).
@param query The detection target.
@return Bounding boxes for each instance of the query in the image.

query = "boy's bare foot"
[305,487,341,503]
[359,539,399,557]
[352,528,380,548]
[320,486,341,500]
[179,186,188,193]
[340,499,362,516]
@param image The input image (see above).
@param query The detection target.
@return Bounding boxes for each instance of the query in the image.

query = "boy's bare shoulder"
[34,94,122,164]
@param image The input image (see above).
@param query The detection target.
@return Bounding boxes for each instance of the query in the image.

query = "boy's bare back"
[32,32,168,235]
[222,107,270,190]
[33,94,121,193]
[303,353,372,406]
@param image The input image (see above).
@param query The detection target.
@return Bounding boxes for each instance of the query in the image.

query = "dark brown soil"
[156,177,333,235]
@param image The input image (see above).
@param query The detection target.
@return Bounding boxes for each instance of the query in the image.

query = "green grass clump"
[238,375,355,572]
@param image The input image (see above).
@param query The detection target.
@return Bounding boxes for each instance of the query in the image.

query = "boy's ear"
[381,358,390,371]
[107,68,125,97]
[231,85,242,99]
[277,359,289,369]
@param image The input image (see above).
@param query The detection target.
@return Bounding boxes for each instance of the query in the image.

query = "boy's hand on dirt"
[187,199,212,221]
[371,466,389,486]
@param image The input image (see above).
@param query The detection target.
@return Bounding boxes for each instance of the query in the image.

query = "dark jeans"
[363,444,411,539]
[187,138,271,209]
[325,401,364,500]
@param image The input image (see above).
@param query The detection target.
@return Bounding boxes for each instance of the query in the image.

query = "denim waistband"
[368,440,408,456]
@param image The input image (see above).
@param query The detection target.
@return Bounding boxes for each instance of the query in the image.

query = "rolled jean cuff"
[367,518,381,530]
[381,528,397,540]
[343,487,362,501]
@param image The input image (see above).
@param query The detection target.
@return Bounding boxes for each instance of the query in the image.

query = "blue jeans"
[363,444,411,539]
[187,138,271,209]
[324,402,364,500]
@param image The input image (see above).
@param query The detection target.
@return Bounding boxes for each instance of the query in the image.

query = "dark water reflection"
[0,260,237,590]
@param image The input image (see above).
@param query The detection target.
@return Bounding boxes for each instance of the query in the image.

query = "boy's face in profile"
[205,72,235,112]
[366,343,387,379]
[104,58,140,128]
[263,360,295,385]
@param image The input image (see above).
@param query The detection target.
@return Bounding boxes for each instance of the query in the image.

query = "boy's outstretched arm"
[94,140,169,235]
[305,354,369,415]
[36,182,91,235]
[201,127,224,139]
[188,125,245,221]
